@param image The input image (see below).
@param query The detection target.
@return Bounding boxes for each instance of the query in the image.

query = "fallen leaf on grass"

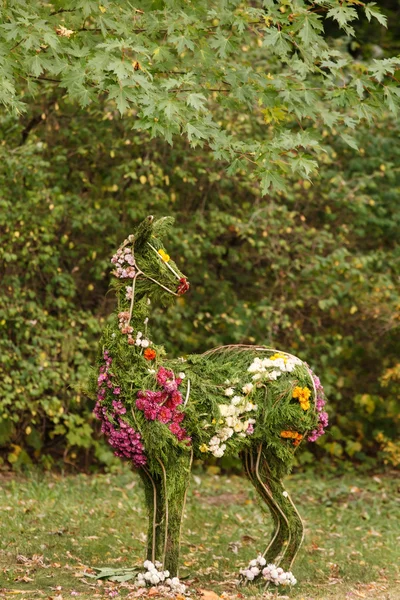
[200,590,221,600]
[14,575,34,583]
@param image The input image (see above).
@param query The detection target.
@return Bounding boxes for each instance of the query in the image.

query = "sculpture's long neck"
[117,288,157,350]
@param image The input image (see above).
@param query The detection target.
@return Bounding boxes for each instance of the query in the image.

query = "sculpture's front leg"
[139,451,192,577]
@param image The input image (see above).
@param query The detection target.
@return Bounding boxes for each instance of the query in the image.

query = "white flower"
[242,383,254,394]
[178,372,185,379]
[251,566,260,576]
[231,395,243,406]
[136,331,143,339]
[209,436,220,447]
[224,379,231,385]
[282,491,289,497]
[141,339,150,348]
[224,387,234,396]
[143,560,154,570]
[171,577,180,586]
[249,559,258,567]
[268,370,281,380]
[144,572,152,581]
[252,373,262,381]
[257,555,266,566]
[270,568,278,580]
[135,338,143,347]
[245,569,255,580]
[163,570,170,578]
[144,317,149,324]
[213,447,225,458]
[148,368,156,374]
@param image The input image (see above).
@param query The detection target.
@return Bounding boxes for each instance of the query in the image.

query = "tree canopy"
[2,0,399,191]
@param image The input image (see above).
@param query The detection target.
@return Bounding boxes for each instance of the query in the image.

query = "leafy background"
[0,0,399,471]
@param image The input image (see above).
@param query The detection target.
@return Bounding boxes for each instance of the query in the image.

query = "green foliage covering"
[0,0,399,189]
[0,3,399,471]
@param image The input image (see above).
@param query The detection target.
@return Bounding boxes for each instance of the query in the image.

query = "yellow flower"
[158,249,170,262]
[293,386,311,409]
[270,352,288,363]
[199,444,208,453]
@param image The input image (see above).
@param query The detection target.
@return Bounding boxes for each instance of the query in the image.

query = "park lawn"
[0,468,399,600]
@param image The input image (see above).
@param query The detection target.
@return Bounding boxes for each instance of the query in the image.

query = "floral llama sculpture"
[91,216,328,591]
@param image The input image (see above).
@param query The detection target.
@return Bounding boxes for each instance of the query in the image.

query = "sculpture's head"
[111,216,189,305]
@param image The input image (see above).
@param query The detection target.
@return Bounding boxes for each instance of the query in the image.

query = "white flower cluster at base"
[135,561,188,595]
[240,556,297,586]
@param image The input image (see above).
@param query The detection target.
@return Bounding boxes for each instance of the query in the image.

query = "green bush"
[0,100,399,469]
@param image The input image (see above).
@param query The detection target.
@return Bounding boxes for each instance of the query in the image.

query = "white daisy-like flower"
[224,387,234,396]
[231,395,242,405]
[242,382,254,394]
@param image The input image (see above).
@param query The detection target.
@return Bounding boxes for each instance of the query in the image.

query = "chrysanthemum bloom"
[144,348,156,360]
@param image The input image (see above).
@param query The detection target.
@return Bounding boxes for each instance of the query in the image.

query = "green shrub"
[0,101,398,469]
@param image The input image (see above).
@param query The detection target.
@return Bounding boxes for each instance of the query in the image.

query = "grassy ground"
[0,467,399,600]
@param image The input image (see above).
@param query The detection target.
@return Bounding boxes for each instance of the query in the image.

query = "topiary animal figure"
[91,216,328,588]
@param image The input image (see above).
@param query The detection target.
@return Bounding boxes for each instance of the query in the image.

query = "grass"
[0,467,399,600]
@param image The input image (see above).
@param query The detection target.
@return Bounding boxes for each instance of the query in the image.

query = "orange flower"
[281,431,303,445]
[144,348,156,361]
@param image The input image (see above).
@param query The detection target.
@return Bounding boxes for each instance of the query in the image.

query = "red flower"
[177,277,190,295]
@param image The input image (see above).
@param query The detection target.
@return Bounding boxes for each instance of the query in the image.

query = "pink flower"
[113,387,121,395]
[158,406,172,424]
[246,423,254,435]
[157,366,174,386]
[112,400,126,415]
[172,410,185,424]
[165,390,182,409]
[144,405,159,421]
[169,422,181,435]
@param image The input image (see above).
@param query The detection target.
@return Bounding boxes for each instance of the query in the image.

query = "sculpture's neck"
[117,291,156,349]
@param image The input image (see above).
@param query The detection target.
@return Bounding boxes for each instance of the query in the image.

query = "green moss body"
[90,217,326,581]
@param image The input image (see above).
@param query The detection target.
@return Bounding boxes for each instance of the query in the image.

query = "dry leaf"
[200,590,221,600]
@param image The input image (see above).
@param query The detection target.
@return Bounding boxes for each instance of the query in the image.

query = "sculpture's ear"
[152,216,175,240]
[133,215,154,250]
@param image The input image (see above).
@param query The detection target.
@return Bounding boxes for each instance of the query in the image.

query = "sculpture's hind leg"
[252,444,305,572]
[242,448,290,565]
[266,478,304,572]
